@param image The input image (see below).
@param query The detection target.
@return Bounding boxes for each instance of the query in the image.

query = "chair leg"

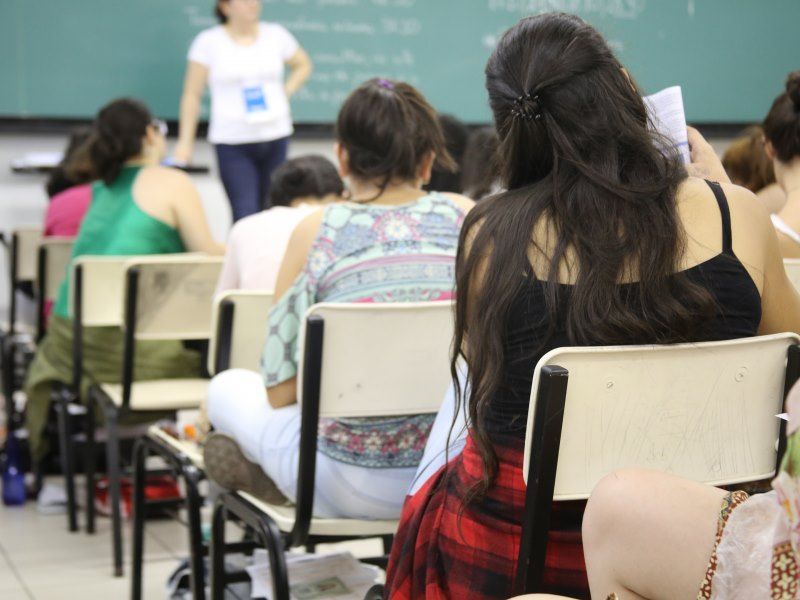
[185,466,207,600]
[382,535,393,555]
[103,402,124,577]
[210,499,227,600]
[55,388,78,532]
[84,392,96,534]
[130,438,148,600]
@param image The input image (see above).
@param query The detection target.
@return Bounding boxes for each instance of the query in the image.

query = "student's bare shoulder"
[439,192,475,212]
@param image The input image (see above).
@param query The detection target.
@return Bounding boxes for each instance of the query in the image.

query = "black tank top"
[485,181,762,439]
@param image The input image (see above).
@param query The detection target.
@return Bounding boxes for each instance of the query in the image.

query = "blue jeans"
[215,137,290,222]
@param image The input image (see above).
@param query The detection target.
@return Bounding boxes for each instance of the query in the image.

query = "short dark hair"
[335,78,456,192]
[215,1,227,23]
[46,126,95,198]
[425,114,469,193]
[88,98,152,185]
[460,127,500,200]
[269,155,344,207]
[763,71,800,163]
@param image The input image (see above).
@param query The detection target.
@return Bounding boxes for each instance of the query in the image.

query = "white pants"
[408,364,470,495]
[207,369,418,519]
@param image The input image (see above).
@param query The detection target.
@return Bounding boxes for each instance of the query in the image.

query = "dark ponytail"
[215,1,227,23]
[335,78,456,198]
[452,13,714,503]
[763,71,800,163]
[88,98,152,185]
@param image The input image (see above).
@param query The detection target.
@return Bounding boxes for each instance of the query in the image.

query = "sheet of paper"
[246,550,383,600]
[643,86,691,164]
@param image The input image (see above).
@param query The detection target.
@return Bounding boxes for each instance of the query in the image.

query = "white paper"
[643,86,691,164]
[246,550,383,600]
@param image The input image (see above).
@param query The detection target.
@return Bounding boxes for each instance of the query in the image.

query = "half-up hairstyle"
[88,98,152,185]
[335,78,456,199]
[763,71,800,163]
[452,13,714,502]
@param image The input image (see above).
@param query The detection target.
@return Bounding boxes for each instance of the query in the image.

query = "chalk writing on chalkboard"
[487,0,646,20]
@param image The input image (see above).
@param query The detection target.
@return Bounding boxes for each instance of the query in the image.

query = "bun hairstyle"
[722,126,776,192]
[88,98,152,185]
[453,13,714,502]
[763,71,800,163]
[269,155,344,207]
[215,1,227,23]
[335,78,456,198]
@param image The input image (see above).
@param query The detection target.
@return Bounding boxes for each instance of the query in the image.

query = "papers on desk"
[643,86,691,164]
[246,550,382,599]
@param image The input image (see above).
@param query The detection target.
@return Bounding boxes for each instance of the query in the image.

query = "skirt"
[24,315,201,460]
[385,433,589,599]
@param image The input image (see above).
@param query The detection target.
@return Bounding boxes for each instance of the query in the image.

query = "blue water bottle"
[2,432,26,506]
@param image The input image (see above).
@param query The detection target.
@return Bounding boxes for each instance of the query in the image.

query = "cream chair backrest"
[70,256,129,327]
[523,333,800,501]
[208,290,274,375]
[36,237,75,339]
[37,237,74,302]
[298,301,454,418]
[784,259,800,293]
[126,255,223,340]
[13,227,43,283]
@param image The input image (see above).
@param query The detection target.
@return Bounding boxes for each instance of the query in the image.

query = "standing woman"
[174,0,313,222]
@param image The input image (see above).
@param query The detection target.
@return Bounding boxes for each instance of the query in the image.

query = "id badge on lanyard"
[242,83,271,124]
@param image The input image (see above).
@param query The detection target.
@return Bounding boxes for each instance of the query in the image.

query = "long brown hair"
[452,13,714,501]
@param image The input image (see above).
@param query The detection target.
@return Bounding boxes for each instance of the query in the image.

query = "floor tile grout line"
[0,536,36,599]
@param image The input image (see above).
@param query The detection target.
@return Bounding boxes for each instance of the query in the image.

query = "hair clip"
[512,92,544,123]
[377,78,395,90]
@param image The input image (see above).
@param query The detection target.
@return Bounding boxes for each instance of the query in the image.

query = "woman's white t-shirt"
[188,23,299,145]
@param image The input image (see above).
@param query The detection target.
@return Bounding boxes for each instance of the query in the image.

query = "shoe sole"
[203,433,289,505]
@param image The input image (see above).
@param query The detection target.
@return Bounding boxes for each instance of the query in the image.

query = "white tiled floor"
[0,476,384,599]
[0,478,191,599]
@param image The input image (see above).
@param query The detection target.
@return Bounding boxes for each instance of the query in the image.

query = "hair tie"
[511,93,544,123]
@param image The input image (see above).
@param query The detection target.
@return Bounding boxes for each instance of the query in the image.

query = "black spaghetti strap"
[705,180,733,254]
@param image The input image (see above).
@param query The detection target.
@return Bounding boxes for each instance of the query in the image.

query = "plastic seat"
[210,301,454,600]
[513,333,800,595]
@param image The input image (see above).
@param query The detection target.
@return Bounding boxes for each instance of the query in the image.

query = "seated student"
[384,13,800,599]
[24,97,224,462]
[765,73,800,258]
[583,380,800,600]
[722,125,785,214]
[215,154,343,293]
[204,78,474,520]
[44,127,95,237]
[460,126,502,200]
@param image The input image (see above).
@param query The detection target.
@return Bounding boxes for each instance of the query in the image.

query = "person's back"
[26,97,222,463]
[204,78,473,522]
[386,14,800,600]
[764,72,800,258]
[215,154,343,293]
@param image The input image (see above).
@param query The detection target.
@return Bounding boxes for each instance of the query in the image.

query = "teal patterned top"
[261,193,466,468]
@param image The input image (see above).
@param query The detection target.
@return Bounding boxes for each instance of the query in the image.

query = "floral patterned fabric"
[260,194,465,468]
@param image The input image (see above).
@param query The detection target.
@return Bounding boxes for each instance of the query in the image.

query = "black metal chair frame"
[56,264,186,576]
[129,296,240,600]
[209,313,393,600]
[511,344,800,596]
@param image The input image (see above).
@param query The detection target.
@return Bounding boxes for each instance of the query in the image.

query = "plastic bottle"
[2,432,27,506]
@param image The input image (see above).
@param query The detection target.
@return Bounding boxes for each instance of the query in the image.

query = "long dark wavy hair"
[451,13,714,502]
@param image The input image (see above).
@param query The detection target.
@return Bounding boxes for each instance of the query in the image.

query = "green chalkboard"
[2,0,798,124]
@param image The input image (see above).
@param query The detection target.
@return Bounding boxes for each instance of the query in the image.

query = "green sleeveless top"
[53,165,185,318]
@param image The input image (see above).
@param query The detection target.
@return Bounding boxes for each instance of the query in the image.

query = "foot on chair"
[203,433,290,505]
